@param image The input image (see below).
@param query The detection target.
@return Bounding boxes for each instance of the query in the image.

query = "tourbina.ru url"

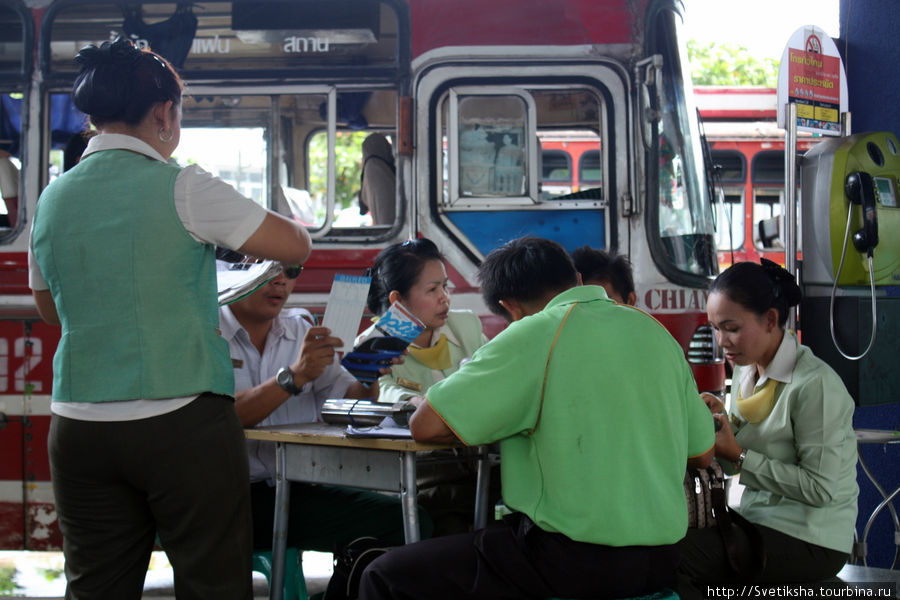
[706,583,897,598]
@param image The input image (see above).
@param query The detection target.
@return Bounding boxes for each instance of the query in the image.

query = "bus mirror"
[637,54,663,148]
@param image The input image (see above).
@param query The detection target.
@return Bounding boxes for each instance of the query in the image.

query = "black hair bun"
[74,38,142,70]
[760,258,802,307]
[72,39,144,119]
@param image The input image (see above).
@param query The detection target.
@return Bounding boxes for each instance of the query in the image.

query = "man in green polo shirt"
[359,236,715,600]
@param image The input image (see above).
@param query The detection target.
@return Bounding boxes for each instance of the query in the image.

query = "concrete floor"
[0,550,333,599]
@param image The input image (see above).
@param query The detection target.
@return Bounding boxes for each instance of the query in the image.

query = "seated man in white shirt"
[219,263,432,567]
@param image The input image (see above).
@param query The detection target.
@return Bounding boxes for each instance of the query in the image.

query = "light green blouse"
[729,331,858,553]
[367,310,489,404]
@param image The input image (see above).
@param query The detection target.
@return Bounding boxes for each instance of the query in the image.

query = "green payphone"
[800,132,900,405]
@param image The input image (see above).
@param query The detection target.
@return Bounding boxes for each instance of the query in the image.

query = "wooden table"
[245,422,492,600]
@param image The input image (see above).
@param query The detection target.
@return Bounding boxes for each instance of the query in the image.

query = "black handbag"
[684,461,766,579]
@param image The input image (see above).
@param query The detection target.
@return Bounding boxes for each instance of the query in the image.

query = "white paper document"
[321,274,373,351]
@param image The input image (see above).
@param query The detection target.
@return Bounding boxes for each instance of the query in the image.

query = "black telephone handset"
[845,172,880,257]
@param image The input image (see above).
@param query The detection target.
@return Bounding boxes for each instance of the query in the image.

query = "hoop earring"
[158,127,174,143]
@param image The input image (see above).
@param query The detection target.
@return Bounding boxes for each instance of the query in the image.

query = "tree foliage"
[308,130,370,222]
[687,40,779,86]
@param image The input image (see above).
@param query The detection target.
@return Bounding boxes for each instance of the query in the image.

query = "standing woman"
[29,39,311,599]
[678,260,858,596]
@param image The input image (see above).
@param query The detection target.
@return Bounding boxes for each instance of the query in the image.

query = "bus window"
[710,149,745,183]
[176,90,397,232]
[751,150,785,183]
[448,91,532,201]
[0,95,22,230]
[752,189,801,252]
[175,127,267,207]
[540,149,572,198]
[41,1,404,239]
[578,149,602,190]
[751,150,801,252]
[440,88,604,206]
[0,0,30,238]
[753,189,783,250]
[308,130,375,227]
[714,191,744,251]
[435,85,607,255]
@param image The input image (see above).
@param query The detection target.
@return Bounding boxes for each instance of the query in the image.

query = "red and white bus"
[693,86,819,268]
[0,0,723,549]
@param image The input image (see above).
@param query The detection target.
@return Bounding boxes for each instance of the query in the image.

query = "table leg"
[400,451,420,543]
[473,445,491,530]
[271,441,291,600]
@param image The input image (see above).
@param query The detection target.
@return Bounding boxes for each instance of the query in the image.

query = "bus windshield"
[650,6,717,280]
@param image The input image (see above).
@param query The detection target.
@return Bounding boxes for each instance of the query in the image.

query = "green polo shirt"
[427,285,714,546]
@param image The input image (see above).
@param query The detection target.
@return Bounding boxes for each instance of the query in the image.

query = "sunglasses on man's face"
[281,263,303,279]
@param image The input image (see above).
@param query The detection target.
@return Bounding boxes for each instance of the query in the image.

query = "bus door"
[413,61,619,335]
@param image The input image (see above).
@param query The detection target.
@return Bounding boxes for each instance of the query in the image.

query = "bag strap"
[708,467,766,579]
[525,303,576,437]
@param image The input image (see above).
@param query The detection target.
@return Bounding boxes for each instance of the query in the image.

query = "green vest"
[32,149,233,402]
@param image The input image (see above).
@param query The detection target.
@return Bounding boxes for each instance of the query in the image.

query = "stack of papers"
[216,259,282,305]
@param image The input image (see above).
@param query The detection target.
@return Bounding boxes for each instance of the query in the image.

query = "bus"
[693,86,819,268]
[0,0,722,550]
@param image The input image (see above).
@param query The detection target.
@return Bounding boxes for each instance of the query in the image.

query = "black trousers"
[360,513,680,600]
[49,393,253,600]
[677,523,849,600]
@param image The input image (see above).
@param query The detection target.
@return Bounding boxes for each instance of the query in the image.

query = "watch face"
[278,368,297,392]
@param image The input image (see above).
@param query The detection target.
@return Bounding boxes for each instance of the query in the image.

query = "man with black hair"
[222,266,432,566]
[571,245,637,305]
[359,236,714,600]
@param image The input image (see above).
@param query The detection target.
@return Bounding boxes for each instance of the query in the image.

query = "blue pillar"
[839,0,900,569]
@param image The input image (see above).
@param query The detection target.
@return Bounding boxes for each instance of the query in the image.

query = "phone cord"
[829,203,877,360]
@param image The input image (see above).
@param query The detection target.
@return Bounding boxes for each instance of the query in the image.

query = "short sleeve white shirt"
[220,305,357,484]
[28,133,268,290]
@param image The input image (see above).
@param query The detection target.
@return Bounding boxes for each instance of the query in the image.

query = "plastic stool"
[252,548,309,600]
[548,588,679,600]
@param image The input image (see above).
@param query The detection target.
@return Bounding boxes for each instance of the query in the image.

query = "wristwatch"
[276,366,303,395]
[733,448,748,471]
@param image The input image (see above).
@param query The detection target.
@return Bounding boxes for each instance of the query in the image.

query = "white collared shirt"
[221,305,358,483]
[29,132,268,290]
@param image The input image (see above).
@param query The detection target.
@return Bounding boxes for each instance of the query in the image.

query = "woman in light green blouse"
[361,238,488,405]
[678,260,858,595]
[360,238,491,534]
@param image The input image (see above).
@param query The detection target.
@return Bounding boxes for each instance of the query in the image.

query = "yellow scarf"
[408,333,452,371]
[736,378,779,424]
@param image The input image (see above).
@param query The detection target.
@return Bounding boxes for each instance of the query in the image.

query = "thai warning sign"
[776,25,848,136]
